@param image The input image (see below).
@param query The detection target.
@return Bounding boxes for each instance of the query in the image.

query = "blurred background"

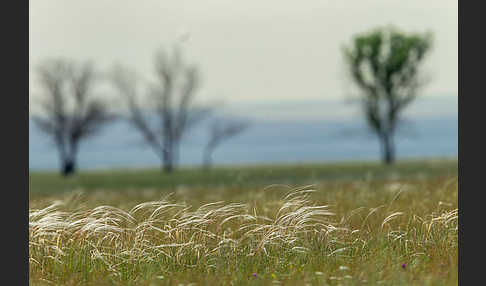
[29,0,457,172]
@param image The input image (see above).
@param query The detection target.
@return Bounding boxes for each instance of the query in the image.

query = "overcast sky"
[29,0,457,113]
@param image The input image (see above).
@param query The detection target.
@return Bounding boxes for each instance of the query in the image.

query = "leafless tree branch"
[111,46,212,173]
[32,59,115,176]
[203,118,250,169]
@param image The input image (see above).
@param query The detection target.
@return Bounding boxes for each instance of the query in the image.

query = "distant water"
[29,116,458,171]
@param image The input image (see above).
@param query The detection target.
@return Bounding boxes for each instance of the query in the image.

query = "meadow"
[29,159,458,285]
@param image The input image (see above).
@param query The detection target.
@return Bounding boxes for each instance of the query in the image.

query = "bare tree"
[342,27,432,165]
[31,59,114,176]
[111,47,212,173]
[203,119,249,169]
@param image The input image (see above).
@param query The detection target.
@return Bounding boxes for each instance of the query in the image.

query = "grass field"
[29,159,458,285]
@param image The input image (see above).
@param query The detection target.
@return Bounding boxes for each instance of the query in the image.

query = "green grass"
[29,159,458,285]
[30,158,457,196]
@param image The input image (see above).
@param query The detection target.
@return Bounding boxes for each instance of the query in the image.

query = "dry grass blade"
[381,212,404,229]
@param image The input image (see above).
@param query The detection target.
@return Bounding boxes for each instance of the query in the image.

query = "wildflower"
[339,265,349,271]
[401,263,406,269]
[252,272,257,277]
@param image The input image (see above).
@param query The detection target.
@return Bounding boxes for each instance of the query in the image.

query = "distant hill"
[29,96,457,170]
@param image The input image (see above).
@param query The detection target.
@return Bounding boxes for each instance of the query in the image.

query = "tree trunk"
[61,159,76,176]
[162,144,176,173]
[162,150,174,173]
[381,132,395,165]
[58,142,77,176]
[163,162,173,173]
[202,147,213,170]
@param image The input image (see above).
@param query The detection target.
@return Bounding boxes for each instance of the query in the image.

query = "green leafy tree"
[343,27,432,164]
